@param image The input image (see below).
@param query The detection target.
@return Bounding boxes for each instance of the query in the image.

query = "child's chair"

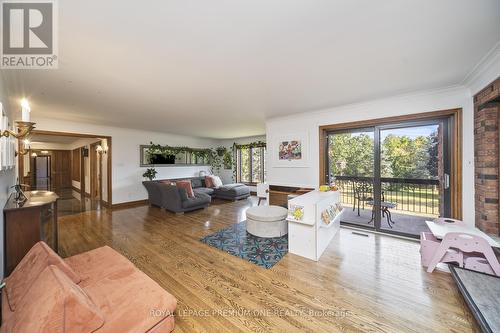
[420,232,463,268]
[426,232,500,276]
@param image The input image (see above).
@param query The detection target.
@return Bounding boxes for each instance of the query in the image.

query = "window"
[236,145,266,184]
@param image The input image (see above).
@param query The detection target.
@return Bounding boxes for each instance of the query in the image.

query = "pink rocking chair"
[425,232,500,276]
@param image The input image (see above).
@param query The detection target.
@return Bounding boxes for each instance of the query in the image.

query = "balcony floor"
[341,205,433,236]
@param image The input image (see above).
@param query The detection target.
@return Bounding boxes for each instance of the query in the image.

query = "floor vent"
[351,231,369,237]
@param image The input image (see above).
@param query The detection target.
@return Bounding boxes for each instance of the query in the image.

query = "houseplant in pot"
[143,168,158,181]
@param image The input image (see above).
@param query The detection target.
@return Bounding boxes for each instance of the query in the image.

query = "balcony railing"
[334,175,440,216]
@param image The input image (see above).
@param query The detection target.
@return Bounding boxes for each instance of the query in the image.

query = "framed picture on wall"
[271,131,309,168]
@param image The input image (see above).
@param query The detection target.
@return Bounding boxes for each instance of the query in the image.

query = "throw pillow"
[212,175,223,188]
[176,180,194,198]
[204,176,215,188]
[1,265,105,333]
[5,241,81,311]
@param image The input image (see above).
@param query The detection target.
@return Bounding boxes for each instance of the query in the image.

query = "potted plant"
[143,168,158,181]
[216,146,226,157]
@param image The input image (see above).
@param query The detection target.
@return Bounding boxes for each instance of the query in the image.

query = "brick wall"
[474,77,500,235]
[474,103,499,234]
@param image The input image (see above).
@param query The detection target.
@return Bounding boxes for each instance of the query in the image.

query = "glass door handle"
[444,173,450,189]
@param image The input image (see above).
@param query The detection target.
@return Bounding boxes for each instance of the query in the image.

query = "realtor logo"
[1,0,58,68]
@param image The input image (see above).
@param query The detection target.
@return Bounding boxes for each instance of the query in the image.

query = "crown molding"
[462,41,500,95]
[266,84,468,124]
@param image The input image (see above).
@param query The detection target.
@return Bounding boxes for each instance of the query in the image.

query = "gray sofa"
[142,177,250,213]
[142,181,211,213]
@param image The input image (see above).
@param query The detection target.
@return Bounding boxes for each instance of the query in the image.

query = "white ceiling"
[2,0,500,139]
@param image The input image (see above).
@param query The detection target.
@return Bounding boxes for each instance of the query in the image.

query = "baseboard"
[112,199,149,210]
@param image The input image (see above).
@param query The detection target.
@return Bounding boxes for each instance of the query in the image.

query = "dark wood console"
[269,185,314,207]
[3,191,59,276]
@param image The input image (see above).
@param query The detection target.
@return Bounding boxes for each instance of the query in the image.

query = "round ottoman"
[246,205,288,238]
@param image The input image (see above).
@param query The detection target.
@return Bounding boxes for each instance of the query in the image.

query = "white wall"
[30,117,220,204]
[266,86,476,225]
[0,83,16,278]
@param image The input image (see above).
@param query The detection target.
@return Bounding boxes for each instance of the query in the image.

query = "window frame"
[236,145,266,185]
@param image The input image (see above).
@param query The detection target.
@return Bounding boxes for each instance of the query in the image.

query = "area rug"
[200,221,288,269]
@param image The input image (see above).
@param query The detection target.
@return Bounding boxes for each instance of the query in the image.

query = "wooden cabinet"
[269,185,314,207]
[3,191,59,276]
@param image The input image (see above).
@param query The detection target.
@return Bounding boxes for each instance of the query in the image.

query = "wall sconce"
[96,145,107,155]
[0,98,36,142]
[31,152,37,157]
[16,138,31,156]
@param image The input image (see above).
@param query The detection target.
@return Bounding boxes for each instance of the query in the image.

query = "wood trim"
[112,199,148,210]
[32,129,110,139]
[319,108,463,219]
[29,130,113,206]
[90,142,99,199]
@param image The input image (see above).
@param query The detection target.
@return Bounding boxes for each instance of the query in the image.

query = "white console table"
[286,190,344,261]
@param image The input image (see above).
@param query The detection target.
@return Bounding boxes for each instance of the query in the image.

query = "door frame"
[19,130,113,207]
[319,108,462,220]
[89,141,103,200]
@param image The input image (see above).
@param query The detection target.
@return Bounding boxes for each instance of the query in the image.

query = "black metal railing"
[334,175,440,216]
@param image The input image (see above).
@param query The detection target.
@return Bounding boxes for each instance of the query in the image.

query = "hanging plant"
[223,150,233,169]
[216,146,227,157]
[147,142,222,174]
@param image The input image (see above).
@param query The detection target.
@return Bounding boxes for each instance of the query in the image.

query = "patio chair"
[352,180,373,216]
[426,232,500,276]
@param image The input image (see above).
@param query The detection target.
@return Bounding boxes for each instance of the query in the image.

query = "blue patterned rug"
[200,221,288,269]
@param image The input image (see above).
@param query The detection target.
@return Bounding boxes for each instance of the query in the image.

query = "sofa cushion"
[0,265,105,333]
[82,269,177,333]
[5,241,81,311]
[64,246,136,288]
[214,184,250,198]
[191,178,203,188]
[182,193,211,209]
[193,187,214,196]
[176,180,194,198]
[65,246,177,333]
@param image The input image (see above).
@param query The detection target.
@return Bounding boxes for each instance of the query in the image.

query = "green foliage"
[147,142,222,173]
[142,168,157,181]
[216,146,227,156]
[381,134,436,179]
[329,133,374,177]
[328,130,439,180]
[223,150,233,169]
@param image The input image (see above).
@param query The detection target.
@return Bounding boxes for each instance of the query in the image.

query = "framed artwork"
[279,140,301,160]
[271,131,309,168]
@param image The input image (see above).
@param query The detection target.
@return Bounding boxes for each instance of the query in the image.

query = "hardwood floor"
[58,197,479,333]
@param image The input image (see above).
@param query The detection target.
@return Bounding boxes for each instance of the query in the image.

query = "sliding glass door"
[326,118,451,238]
[327,128,376,229]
